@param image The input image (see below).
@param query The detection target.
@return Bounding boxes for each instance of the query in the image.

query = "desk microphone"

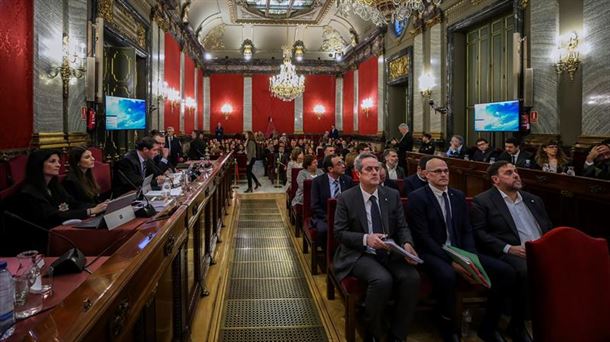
[4,211,86,275]
[117,169,157,218]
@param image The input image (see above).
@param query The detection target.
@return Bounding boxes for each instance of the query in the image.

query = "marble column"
[531,0,560,134]
[377,55,385,134]
[179,52,185,133]
[430,24,443,136]
[582,0,610,136]
[413,34,424,134]
[243,76,253,131]
[353,70,359,133]
[294,95,304,133]
[335,76,343,130]
[203,76,210,133]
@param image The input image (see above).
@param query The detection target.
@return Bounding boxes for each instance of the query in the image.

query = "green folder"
[442,245,492,288]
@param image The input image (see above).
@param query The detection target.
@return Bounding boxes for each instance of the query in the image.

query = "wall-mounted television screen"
[105,96,146,130]
[474,100,520,132]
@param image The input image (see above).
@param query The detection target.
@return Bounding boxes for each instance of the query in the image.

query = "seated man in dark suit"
[446,135,466,159]
[334,153,420,342]
[583,142,610,179]
[497,137,535,168]
[407,157,516,342]
[382,148,406,180]
[404,155,431,195]
[113,137,159,196]
[418,133,435,155]
[311,154,353,241]
[471,161,553,342]
[379,162,400,193]
[472,138,499,163]
[152,132,173,174]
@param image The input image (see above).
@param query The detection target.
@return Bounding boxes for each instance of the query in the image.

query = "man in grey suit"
[471,161,553,342]
[334,153,420,342]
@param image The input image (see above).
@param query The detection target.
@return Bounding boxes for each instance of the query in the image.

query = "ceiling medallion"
[269,47,305,101]
[321,26,347,59]
[201,25,225,50]
[337,0,442,26]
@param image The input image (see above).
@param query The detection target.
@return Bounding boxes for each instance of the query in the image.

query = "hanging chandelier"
[269,47,305,101]
[337,0,442,26]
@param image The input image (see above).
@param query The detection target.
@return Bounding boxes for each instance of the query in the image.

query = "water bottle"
[489,157,496,164]
[461,309,472,337]
[0,260,15,340]
[162,178,172,199]
[525,159,531,168]
[463,154,470,161]
[566,166,576,176]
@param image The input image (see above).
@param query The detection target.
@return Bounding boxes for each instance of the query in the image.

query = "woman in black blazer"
[63,147,102,205]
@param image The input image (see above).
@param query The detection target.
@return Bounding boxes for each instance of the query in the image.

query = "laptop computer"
[140,174,154,196]
[75,192,137,229]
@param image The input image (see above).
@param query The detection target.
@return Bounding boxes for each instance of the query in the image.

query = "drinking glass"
[14,250,43,319]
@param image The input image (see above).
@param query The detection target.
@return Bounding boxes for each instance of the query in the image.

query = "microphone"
[4,211,86,275]
[117,169,156,218]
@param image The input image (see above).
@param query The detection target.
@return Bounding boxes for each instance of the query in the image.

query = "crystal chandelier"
[337,0,442,26]
[269,47,305,101]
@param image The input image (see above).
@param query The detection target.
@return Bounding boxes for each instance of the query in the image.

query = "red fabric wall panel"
[197,68,203,130]
[210,74,243,134]
[357,57,378,135]
[183,57,195,134]
[342,71,354,134]
[252,74,294,134]
[163,33,180,131]
[0,1,33,149]
[303,75,335,133]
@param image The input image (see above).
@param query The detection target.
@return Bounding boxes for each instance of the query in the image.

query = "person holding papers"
[334,153,420,342]
[406,157,516,342]
[471,161,553,342]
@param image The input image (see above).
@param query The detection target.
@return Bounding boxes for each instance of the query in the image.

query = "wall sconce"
[293,40,305,62]
[159,81,181,110]
[221,103,232,120]
[361,98,374,118]
[46,33,86,98]
[184,96,196,113]
[241,39,255,61]
[313,104,325,120]
[418,72,436,99]
[553,31,581,80]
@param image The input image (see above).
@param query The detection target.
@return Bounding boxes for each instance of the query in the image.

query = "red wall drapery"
[210,74,243,134]
[303,75,335,133]
[252,74,295,134]
[197,68,203,130]
[183,57,195,134]
[357,57,378,135]
[342,71,354,134]
[163,33,180,131]
[0,1,33,148]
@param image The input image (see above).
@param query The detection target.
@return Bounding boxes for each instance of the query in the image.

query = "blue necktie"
[331,179,340,198]
[370,195,383,234]
[442,192,454,244]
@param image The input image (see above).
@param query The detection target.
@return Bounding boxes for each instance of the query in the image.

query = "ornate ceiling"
[186,0,374,60]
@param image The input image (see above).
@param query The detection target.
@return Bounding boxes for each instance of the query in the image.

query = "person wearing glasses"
[407,157,517,342]
[334,153,420,342]
[472,138,499,163]
[534,139,570,173]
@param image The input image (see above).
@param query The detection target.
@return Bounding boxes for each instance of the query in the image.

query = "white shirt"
[327,173,340,198]
[509,150,520,164]
[360,185,381,253]
[387,164,398,180]
[428,184,452,245]
[497,188,542,253]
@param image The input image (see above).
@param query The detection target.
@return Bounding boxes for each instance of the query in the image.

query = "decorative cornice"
[99,0,149,50]
[31,132,69,150]
[342,28,385,69]
[227,0,336,25]
[204,59,342,75]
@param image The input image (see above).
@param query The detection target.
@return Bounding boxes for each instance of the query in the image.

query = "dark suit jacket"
[384,164,405,180]
[153,154,172,174]
[418,143,435,155]
[113,150,160,196]
[407,186,476,263]
[381,179,400,193]
[330,128,339,139]
[62,172,99,206]
[311,173,353,222]
[472,149,499,163]
[446,146,466,159]
[165,135,182,165]
[395,134,414,162]
[333,185,414,280]
[404,174,427,195]
[188,139,206,160]
[471,187,553,257]
[497,150,535,168]
[215,126,224,141]
[583,160,610,180]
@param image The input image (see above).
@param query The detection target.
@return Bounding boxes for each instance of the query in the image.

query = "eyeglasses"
[428,168,450,174]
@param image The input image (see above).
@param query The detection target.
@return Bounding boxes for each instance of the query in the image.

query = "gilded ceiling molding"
[519,0,528,9]
[388,55,410,83]
[98,0,148,50]
[204,60,342,75]
[342,28,385,69]
[152,4,171,32]
[321,26,348,55]
[202,24,226,50]
[226,0,336,25]
[98,0,114,22]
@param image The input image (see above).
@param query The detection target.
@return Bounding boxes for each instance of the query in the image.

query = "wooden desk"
[9,153,234,341]
[406,152,610,241]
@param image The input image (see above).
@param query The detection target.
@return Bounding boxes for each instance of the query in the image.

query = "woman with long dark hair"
[63,147,102,205]
[535,139,571,173]
[244,131,261,193]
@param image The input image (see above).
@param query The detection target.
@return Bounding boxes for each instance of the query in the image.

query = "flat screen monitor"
[474,100,520,132]
[105,96,146,130]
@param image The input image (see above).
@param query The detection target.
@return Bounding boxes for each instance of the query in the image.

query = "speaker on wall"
[523,68,534,108]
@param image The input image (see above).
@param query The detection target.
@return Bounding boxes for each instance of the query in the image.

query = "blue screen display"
[105,96,146,130]
[474,100,520,132]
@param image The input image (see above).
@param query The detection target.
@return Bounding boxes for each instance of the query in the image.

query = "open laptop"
[140,174,154,196]
[75,192,137,229]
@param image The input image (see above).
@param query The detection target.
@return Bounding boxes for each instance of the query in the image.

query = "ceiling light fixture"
[241,39,255,61]
[293,40,305,62]
[337,0,442,26]
[270,46,305,101]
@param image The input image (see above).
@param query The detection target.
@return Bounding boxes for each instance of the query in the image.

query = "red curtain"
[357,57,378,135]
[342,71,354,134]
[303,75,335,133]
[0,1,33,149]
[210,74,243,134]
[184,57,195,134]
[197,68,203,130]
[252,74,294,134]
[163,33,180,131]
